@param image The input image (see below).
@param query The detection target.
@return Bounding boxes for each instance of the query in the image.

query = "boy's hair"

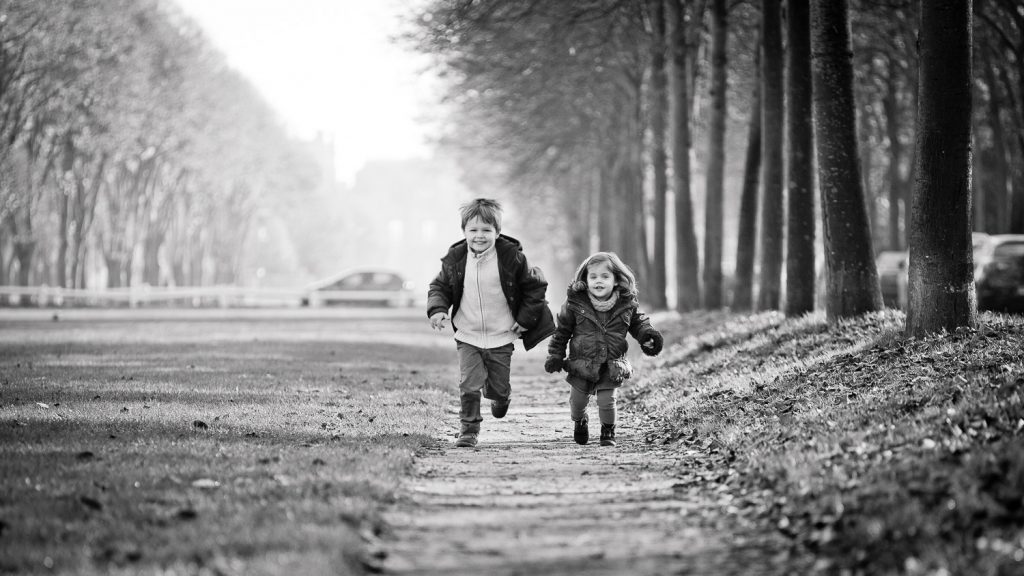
[571,252,638,296]
[459,198,503,233]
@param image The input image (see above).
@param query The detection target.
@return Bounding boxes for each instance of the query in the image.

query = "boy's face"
[463,216,498,254]
[586,261,615,300]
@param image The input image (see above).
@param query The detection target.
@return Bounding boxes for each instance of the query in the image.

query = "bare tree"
[647,0,669,310]
[732,44,762,312]
[906,0,975,336]
[811,0,882,321]
[784,0,815,315]
[702,0,728,309]
[758,0,784,311]
[668,0,701,310]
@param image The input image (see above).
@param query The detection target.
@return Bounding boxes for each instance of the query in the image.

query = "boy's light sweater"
[453,245,517,349]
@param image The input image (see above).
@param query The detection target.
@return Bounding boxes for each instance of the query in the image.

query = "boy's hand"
[511,322,527,336]
[641,330,664,356]
[430,312,449,331]
[544,356,564,373]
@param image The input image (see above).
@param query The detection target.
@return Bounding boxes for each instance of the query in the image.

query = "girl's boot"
[573,415,589,445]
[600,423,616,446]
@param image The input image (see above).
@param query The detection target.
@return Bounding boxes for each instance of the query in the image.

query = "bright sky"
[174,0,435,185]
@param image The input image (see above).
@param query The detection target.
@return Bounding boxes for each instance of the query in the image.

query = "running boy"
[428,198,555,448]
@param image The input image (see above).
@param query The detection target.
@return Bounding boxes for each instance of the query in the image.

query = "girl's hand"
[641,330,664,356]
[544,356,564,373]
[511,322,527,336]
[430,312,449,331]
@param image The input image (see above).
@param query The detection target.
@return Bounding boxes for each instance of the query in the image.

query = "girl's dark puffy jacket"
[426,234,555,351]
[547,285,657,386]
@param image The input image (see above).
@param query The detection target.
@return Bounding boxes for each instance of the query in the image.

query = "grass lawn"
[0,311,455,575]
[629,309,1024,575]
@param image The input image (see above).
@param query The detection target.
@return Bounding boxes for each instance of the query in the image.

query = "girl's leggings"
[569,387,616,425]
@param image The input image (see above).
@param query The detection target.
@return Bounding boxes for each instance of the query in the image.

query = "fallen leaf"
[79,495,103,511]
[176,508,198,520]
[191,479,220,489]
[192,420,208,430]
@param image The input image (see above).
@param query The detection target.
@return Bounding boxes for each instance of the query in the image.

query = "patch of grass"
[628,309,1024,574]
[0,316,455,575]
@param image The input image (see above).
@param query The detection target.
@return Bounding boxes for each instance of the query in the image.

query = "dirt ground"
[375,346,793,576]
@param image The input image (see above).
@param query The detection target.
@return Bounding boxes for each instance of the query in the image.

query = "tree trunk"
[758,0,785,311]
[598,155,616,252]
[648,0,669,310]
[811,0,883,322]
[859,107,879,246]
[56,135,74,288]
[627,82,650,290]
[13,239,33,306]
[784,0,816,316]
[703,0,727,309]
[733,43,762,312]
[982,59,1010,233]
[883,58,904,249]
[142,231,163,286]
[906,0,975,336]
[668,0,702,311]
[69,153,106,289]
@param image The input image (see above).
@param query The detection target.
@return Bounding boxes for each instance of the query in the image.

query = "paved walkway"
[377,348,785,575]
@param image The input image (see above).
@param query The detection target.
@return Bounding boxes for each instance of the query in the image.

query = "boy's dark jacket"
[427,234,555,351]
[547,283,658,384]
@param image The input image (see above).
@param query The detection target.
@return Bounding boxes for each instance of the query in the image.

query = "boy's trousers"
[456,341,513,424]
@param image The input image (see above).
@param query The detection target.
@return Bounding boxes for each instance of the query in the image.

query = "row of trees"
[0,0,319,293]
[411,0,1010,333]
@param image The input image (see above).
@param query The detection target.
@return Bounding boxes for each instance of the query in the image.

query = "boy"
[428,198,555,448]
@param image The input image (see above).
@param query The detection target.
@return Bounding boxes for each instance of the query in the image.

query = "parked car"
[877,250,909,308]
[301,268,416,307]
[974,234,1024,312]
[876,233,993,310]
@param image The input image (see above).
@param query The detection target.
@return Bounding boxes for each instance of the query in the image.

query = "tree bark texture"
[732,45,762,312]
[758,0,785,311]
[668,0,702,311]
[906,0,975,336]
[649,0,669,310]
[784,0,816,316]
[703,0,727,309]
[811,0,883,322]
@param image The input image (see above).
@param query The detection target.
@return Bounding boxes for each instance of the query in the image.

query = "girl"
[544,252,663,446]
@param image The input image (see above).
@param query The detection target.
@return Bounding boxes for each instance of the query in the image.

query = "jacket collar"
[442,234,522,265]
[567,287,636,320]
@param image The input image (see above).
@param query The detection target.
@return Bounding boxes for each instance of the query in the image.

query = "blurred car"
[876,233,992,310]
[974,234,1024,313]
[876,250,909,308]
[301,268,416,307]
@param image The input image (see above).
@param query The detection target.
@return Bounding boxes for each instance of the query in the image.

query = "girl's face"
[463,216,497,254]
[586,261,615,300]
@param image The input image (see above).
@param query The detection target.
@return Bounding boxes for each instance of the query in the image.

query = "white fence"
[0,285,306,308]
[0,285,422,308]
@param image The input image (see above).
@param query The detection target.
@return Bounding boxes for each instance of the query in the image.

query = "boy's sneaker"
[573,416,589,445]
[455,432,478,448]
[600,423,616,447]
[455,423,479,448]
[490,399,510,419]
